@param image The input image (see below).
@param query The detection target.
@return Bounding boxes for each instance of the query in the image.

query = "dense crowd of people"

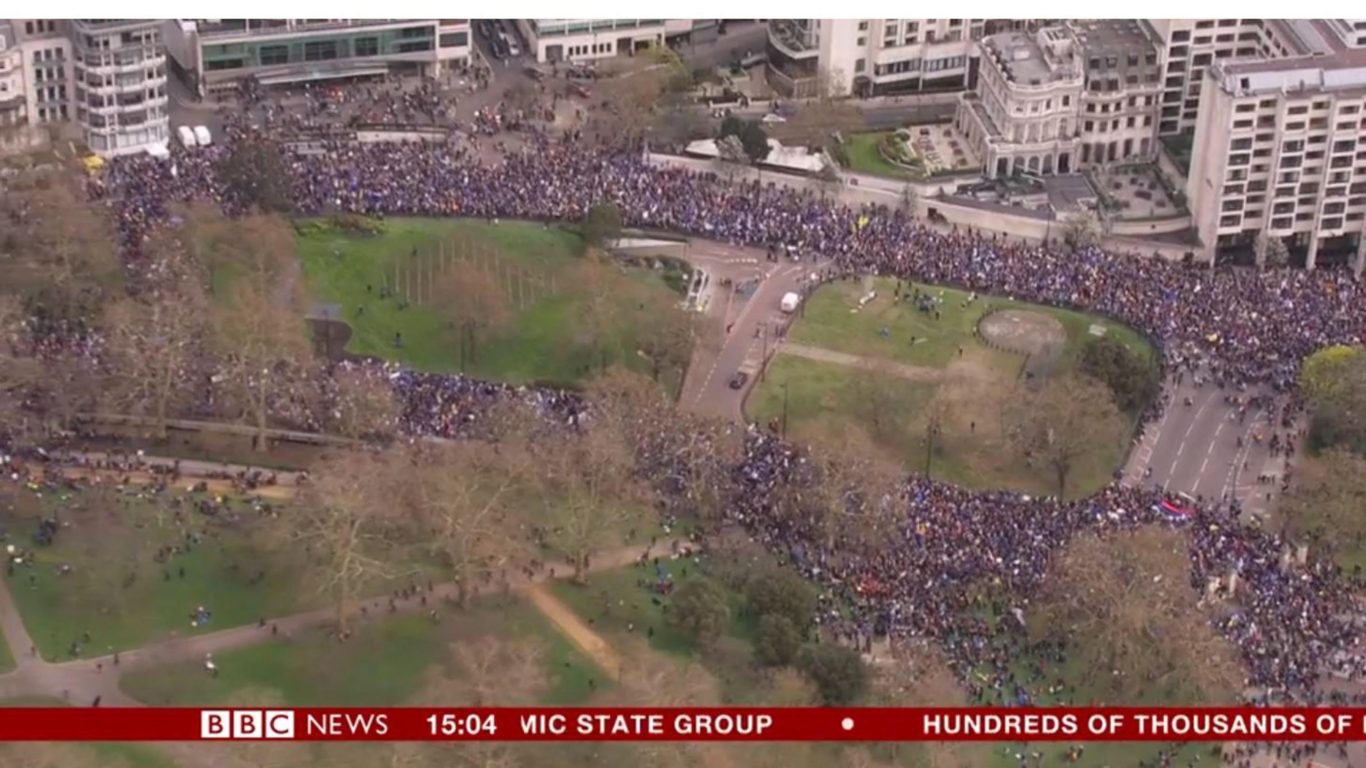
[59,124,1366,710]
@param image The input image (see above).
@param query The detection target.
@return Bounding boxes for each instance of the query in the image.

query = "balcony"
[768,20,818,59]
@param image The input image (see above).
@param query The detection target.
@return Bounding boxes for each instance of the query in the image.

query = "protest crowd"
[18,116,1366,720]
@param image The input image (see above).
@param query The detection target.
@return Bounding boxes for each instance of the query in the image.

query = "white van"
[780,292,801,313]
[176,125,197,148]
[503,33,521,57]
[193,125,212,147]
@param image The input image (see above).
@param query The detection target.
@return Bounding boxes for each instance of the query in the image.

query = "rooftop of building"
[70,20,161,31]
[1069,19,1153,57]
[1211,19,1366,96]
[195,19,412,38]
[982,27,1080,86]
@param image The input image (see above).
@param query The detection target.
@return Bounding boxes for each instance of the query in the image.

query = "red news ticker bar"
[1,708,1366,742]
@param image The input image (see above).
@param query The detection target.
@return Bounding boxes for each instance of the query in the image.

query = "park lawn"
[297,217,684,387]
[747,352,1129,499]
[843,132,917,179]
[550,560,774,703]
[3,489,310,661]
[120,597,598,707]
[791,277,1150,371]
[0,624,12,673]
[746,352,936,448]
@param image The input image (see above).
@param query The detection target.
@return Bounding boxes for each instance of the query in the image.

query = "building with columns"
[955,21,1160,178]
[1187,21,1366,270]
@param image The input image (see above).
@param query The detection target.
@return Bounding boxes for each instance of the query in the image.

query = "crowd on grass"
[18,120,1366,722]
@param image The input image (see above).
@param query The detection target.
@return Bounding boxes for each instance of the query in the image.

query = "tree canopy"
[1079,335,1159,414]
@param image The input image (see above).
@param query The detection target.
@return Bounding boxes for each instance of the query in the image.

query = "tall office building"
[1187,20,1366,269]
[70,19,169,156]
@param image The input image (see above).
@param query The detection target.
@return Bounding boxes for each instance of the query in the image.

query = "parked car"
[193,125,212,147]
[524,66,544,81]
[728,371,749,390]
[176,125,197,148]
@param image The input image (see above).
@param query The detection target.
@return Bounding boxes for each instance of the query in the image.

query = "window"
[857,21,868,31]
[439,32,467,48]
[854,58,865,74]
[355,37,379,57]
[303,40,338,62]
[259,45,288,66]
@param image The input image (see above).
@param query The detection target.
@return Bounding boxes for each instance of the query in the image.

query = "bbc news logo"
[201,710,295,739]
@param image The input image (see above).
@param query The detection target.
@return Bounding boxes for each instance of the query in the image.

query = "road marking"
[1163,390,1216,491]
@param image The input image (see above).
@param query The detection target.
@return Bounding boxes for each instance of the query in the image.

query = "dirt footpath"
[526,584,621,681]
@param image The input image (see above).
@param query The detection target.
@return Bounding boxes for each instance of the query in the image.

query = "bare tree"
[326,365,401,440]
[631,294,694,385]
[289,449,415,634]
[0,295,45,444]
[899,184,919,219]
[422,635,549,707]
[568,258,625,373]
[1034,526,1243,701]
[847,360,916,442]
[435,265,513,371]
[526,392,650,582]
[1062,211,1101,252]
[0,162,121,327]
[414,443,529,608]
[1280,449,1366,564]
[1257,233,1290,270]
[100,268,208,439]
[1003,374,1123,497]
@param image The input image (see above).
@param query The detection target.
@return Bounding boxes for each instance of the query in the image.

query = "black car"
[728,371,749,390]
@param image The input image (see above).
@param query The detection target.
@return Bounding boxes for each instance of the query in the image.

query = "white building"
[955,21,1160,178]
[0,22,25,134]
[10,19,72,126]
[1187,19,1366,270]
[766,18,1012,97]
[161,19,471,99]
[70,19,169,157]
[518,19,665,63]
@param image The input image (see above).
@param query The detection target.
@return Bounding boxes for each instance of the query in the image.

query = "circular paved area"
[978,309,1065,357]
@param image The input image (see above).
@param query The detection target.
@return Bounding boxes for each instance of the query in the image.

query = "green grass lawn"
[747,353,936,448]
[751,278,1150,497]
[120,597,597,707]
[3,488,309,661]
[551,559,778,704]
[843,132,918,179]
[296,218,685,388]
[791,277,1151,369]
[0,623,12,673]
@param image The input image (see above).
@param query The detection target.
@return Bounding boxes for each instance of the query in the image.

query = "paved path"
[777,342,946,382]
